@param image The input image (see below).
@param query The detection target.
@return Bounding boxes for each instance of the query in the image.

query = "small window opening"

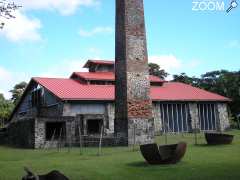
[87,119,103,135]
[46,122,66,140]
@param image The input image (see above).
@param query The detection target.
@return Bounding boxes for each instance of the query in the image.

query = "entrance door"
[87,119,103,135]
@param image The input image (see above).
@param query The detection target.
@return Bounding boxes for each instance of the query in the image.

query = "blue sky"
[0,0,239,99]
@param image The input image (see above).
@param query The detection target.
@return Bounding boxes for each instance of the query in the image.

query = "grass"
[0,131,240,180]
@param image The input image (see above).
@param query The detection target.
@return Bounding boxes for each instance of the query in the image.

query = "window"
[31,89,42,107]
[198,103,217,131]
[160,103,190,133]
[87,119,103,134]
[45,122,66,140]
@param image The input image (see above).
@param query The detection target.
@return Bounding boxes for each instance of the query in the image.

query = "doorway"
[87,119,103,135]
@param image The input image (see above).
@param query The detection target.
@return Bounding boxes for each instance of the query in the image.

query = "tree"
[9,81,27,105]
[172,73,200,87]
[0,0,21,29]
[173,70,240,122]
[0,93,14,125]
[148,63,169,80]
[199,70,240,121]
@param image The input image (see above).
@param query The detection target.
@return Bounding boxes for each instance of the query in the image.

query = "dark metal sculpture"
[205,133,234,145]
[22,167,69,180]
[140,142,187,165]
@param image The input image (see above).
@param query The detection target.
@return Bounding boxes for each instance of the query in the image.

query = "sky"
[0,0,239,99]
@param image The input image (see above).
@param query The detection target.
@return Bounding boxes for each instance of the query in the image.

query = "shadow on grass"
[194,144,234,147]
[127,161,150,167]
[127,161,187,168]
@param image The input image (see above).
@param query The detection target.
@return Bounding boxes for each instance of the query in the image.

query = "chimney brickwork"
[115,0,154,145]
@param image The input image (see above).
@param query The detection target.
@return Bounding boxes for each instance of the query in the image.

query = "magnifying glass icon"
[227,0,238,13]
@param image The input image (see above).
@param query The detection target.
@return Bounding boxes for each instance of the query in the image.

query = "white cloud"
[40,59,88,78]
[79,26,113,37]
[0,66,30,99]
[0,59,89,99]
[149,55,182,73]
[0,0,100,42]
[16,0,100,15]
[227,40,240,49]
[0,11,42,42]
[149,55,201,79]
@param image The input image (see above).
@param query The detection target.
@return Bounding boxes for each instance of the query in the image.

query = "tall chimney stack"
[115,0,154,145]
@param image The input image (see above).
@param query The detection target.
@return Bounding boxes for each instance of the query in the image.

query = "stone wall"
[106,103,115,134]
[34,116,75,149]
[217,103,230,131]
[128,118,155,145]
[34,118,45,148]
[152,103,162,135]
[8,119,35,148]
[189,103,200,132]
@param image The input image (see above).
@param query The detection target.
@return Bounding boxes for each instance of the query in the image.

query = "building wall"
[152,103,162,135]
[8,119,35,148]
[217,103,230,131]
[8,98,230,149]
[12,85,62,122]
[35,118,45,148]
[63,103,105,116]
[189,103,200,132]
[106,103,115,134]
[34,116,75,149]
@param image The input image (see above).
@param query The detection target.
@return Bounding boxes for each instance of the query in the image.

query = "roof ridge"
[33,77,71,80]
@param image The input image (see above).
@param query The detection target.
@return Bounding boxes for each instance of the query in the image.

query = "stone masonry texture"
[217,103,230,131]
[8,119,35,148]
[115,0,154,145]
[189,103,200,132]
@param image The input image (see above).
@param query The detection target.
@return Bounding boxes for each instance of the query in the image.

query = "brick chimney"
[115,0,154,145]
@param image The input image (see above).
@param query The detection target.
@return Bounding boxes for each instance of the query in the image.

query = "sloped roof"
[33,77,114,101]
[83,60,114,68]
[151,82,230,101]
[71,72,165,82]
[33,77,230,102]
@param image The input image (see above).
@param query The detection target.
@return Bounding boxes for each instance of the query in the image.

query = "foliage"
[173,70,240,121]
[0,93,13,123]
[148,63,169,80]
[0,0,21,29]
[172,73,200,87]
[0,131,240,180]
[9,81,27,105]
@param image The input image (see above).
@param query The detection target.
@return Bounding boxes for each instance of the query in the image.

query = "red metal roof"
[151,82,230,101]
[83,60,114,68]
[71,72,165,82]
[33,77,230,102]
[33,77,114,101]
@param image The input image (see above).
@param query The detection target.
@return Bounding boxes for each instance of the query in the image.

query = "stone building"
[7,60,230,148]
[5,0,231,148]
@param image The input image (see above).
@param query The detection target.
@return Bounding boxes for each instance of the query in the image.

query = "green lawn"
[0,131,240,180]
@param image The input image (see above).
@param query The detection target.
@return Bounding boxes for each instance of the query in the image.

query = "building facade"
[6,60,230,149]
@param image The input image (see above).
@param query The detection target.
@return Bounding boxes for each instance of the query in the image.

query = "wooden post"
[132,124,136,151]
[98,125,104,156]
[194,117,198,145]
[79,125,82,155]
[58,128,62,152]
[237,117,240,129]
[68,133,71,153]
[164,123,168,145]
[50,129,56,149]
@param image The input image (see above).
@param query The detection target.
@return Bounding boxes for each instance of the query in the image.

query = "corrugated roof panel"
[72,72,165,82]
[33,77,230,102]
